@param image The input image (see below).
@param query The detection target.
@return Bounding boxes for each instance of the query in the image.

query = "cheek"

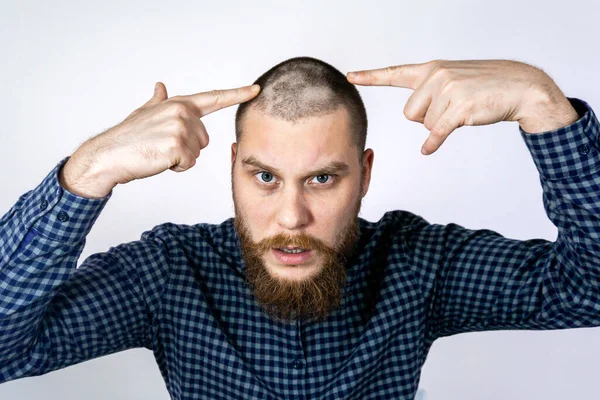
[233,180,272,231]
[313,190,357,228]
[314,200,343,220]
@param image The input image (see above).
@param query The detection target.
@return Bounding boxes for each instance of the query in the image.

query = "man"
[0,56,598,400]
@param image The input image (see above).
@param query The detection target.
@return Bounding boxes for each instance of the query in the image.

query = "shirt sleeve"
[0,157,170,383]
[404,97,600,340]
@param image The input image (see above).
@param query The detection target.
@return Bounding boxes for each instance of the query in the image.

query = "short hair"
[235,56,368,160]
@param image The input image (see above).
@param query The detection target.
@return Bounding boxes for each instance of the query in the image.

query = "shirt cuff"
[519,97,600,181]
[27,156,113,242]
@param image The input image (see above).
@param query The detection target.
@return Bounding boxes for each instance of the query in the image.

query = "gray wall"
[1,0,598,398]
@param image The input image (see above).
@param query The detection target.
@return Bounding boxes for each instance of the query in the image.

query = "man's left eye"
[311,175,333,184]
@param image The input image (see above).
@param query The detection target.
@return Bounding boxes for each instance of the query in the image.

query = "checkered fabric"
[1,98,598,399]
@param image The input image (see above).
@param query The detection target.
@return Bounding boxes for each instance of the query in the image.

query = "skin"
[230,106,374,322]
[346,59,580,155]
[59,83,261,198]
[231,106,373,278]
[59,59,581,322]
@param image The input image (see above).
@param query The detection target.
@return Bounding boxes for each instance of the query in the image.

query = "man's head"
[231,56,374,323]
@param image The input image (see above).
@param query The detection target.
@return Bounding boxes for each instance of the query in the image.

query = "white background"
[1,0,599,399]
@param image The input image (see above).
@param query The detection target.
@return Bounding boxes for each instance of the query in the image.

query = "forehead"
[239,106,355,166]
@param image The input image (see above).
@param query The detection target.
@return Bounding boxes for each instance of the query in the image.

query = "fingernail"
[347,72,358,80]
[421,146,428,155]
[250,84,260,93]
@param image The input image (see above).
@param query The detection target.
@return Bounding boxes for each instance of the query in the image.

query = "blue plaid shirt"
[1,98,599,400]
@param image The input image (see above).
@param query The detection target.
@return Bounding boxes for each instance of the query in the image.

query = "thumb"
[142,81,168,108]
[152,81,168,101]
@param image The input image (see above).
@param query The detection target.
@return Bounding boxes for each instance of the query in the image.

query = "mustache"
[252,233,333,255]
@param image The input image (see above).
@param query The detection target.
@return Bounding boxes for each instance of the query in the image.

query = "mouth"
[272,248,313,265]
[277,247,308,253]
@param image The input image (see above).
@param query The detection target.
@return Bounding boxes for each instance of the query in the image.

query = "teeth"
[279,248,306,254]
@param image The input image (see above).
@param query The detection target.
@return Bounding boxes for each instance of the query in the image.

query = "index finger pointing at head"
[346,63,427,90]
[178,84,261,118]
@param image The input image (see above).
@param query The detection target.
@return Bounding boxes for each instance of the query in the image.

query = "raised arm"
[1,80,260,382]
[0,157,170,382]
[346,59,599,337]
[405,97,600,338]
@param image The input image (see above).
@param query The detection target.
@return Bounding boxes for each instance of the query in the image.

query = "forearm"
[520,97,600,279]
[0,158,110,378]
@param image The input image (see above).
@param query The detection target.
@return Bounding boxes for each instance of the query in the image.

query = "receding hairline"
[236,103,363,163]
[239,101,351,127]
[234,56,368,161]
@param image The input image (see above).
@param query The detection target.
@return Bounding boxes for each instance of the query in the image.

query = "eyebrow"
[241,155,350,178]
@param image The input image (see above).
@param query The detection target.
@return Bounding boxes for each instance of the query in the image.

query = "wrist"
[59,145,116,199]
[518,85,580,134]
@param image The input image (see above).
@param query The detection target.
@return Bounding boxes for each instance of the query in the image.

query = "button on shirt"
[1,98,599,399]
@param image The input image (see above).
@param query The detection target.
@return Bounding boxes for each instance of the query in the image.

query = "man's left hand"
[346,59,580,155]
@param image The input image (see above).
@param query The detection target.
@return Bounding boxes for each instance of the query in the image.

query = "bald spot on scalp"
[249,65,342,124]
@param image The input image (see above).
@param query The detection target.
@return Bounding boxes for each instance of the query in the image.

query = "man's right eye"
[255,171,277,184]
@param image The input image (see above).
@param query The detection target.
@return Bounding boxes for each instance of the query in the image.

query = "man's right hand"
[59,82,260,199]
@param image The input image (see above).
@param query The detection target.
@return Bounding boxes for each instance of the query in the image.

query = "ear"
[231,142,238,166]
[360,148,374,198]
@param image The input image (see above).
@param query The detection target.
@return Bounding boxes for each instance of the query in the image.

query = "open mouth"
[277,247,308,254]
[272,248,313,265]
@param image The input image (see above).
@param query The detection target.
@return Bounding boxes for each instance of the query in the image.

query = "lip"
[272,248,313,265]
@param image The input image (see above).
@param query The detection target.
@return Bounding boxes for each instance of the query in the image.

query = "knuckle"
[403,105,418,121]
[187,159,197,170]
[234,87,244,100]
[442,78,459,92]
[209,89,225,105]
[174,160,189,171]
[430,127,445,138]
[431,126,446,137]
[168,101,189,117]
[199,132,209,148]
[431,65,450,80]
[429,59,444,68]
[169,118,187,135]
[423,116,434,131]
[385,66,397,77]
[181,151,196,168]
[463,108,477,125]
[167,134,186,152]
[431,118,450,135]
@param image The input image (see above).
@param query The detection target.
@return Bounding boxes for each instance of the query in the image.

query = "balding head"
[235,56,368,160]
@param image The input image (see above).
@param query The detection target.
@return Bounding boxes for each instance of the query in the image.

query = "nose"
[275,185,310,231]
